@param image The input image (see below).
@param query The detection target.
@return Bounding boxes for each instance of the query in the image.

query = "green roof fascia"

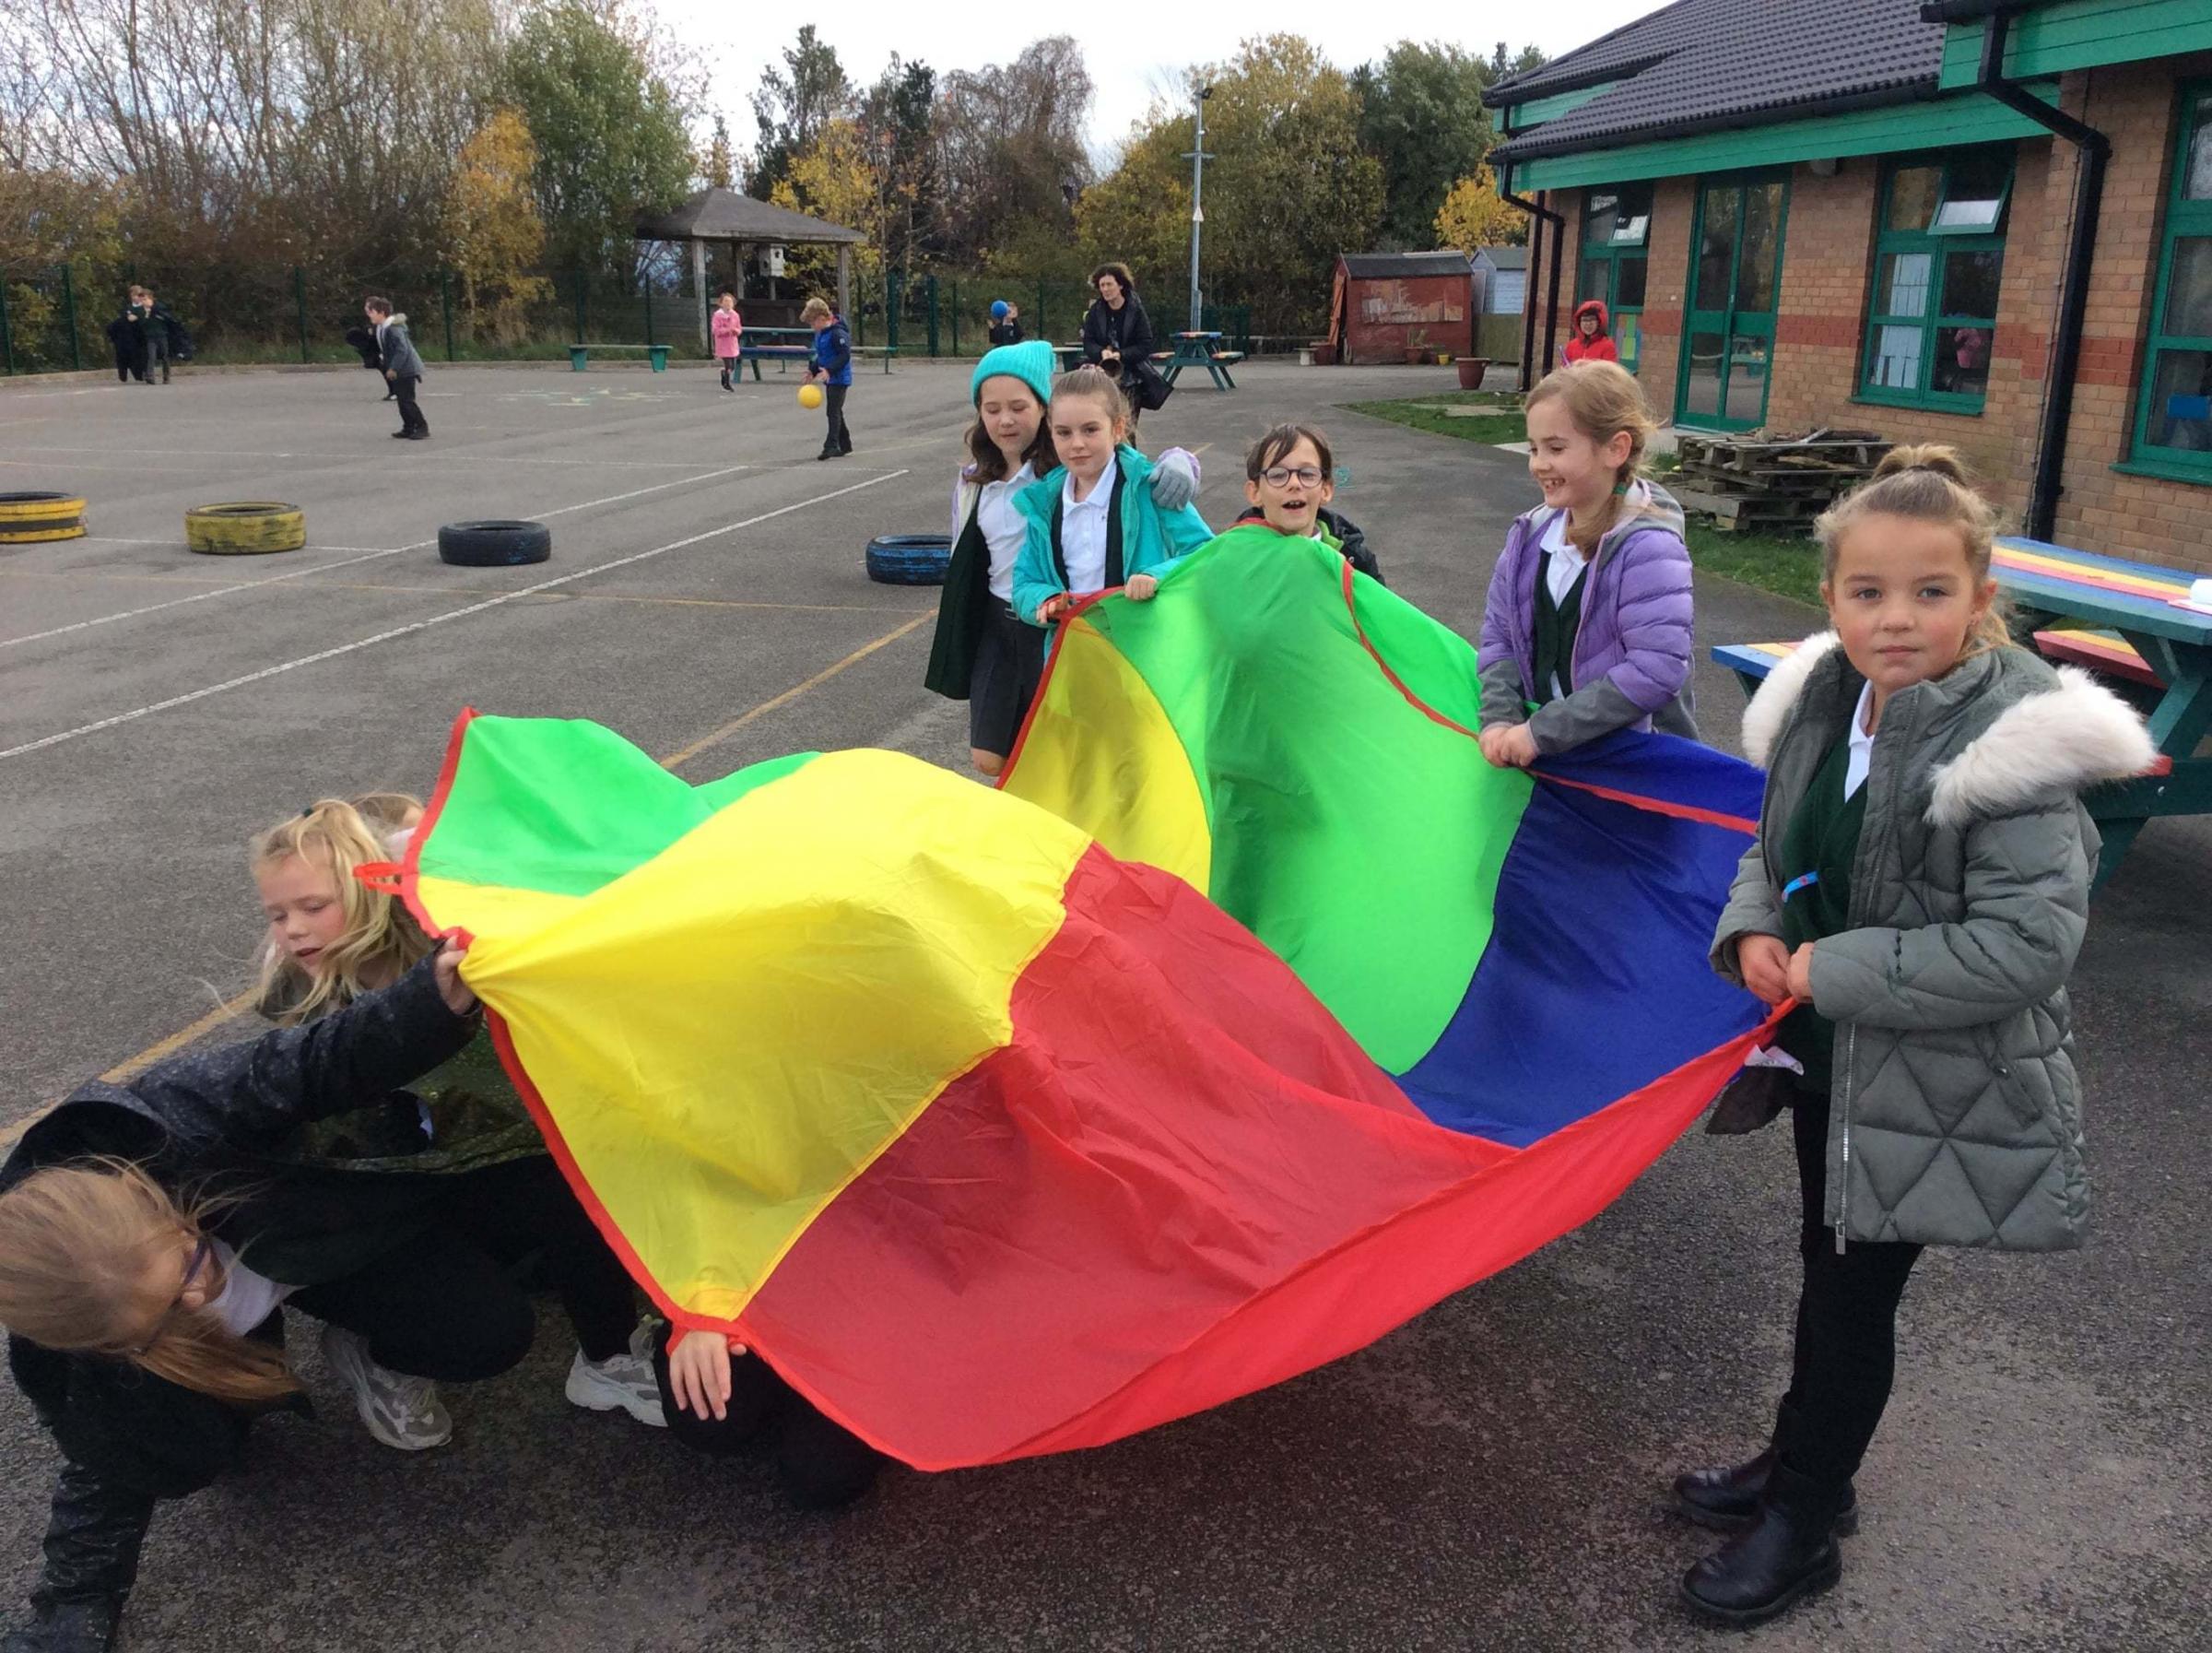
[1502,80,1624,135]
[1940,0,2212,90]
[1506,87,2061,192]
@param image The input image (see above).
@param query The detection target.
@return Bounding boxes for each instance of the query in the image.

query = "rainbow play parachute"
[394,524,1772,1468]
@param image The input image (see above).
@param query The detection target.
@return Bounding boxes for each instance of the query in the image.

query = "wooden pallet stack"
[1671,429,1894,534]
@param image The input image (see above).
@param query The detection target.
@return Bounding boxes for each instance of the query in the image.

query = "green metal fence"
[1,260,1271,374]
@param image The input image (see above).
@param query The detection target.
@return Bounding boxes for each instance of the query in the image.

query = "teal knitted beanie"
[971,339,1057,407]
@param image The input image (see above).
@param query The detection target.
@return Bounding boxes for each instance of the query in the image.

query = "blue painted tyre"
[865,533,952,585]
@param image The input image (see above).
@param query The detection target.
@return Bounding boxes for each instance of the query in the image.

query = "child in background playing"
[987,301,1024,346]
[1562,298,1618,365]
[1232,423,1382,584]
[802,296,853,459]
[250,799,663,1446]
[927,342,1202,774]
[1011,364,1212,631]
[711,290,744,393]
[363,296,428,440]
[1477,361,1694,768]
[1683,446,2153,1625]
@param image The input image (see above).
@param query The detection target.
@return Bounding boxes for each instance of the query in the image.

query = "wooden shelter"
[634,188,866,348]
[1326,253,1475,365]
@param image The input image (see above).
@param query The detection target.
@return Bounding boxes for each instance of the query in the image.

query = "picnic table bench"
[735,327,897,379]
[1159,330,1243,391]
[1711,536,2210,886]
[568,344,670,372]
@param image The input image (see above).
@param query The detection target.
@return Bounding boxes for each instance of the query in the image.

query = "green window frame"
[1576,183,1652,373]
[2128,82,2212,482]
[1858,148,2013,415]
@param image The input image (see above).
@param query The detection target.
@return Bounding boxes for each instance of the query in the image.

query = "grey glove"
[1147,449,1201,512]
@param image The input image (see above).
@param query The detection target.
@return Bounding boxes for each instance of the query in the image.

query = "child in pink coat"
[711,291,744,392]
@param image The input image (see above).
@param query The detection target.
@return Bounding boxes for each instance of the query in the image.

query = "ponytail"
[1525,362,1658,556]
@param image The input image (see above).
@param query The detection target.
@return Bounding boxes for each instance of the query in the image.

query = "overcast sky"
[666,1,1664,163]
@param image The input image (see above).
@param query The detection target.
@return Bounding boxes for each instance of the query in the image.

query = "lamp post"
[1182,85,1214,334]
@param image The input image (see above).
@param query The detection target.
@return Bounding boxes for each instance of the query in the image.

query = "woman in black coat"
[1079,263,1158,425]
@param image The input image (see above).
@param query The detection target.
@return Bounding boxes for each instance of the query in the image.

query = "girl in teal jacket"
[1012,364,1212,628]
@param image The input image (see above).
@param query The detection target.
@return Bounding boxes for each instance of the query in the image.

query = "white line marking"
[0,470,908,761]
[4,444,722,470]
[0,464,756,651]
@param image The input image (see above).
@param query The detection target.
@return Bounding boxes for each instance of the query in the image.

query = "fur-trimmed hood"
[1741,632,2155,827]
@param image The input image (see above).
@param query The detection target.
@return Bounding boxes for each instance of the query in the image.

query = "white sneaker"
[565,1345,666,1428]
[318,1323,453,1450]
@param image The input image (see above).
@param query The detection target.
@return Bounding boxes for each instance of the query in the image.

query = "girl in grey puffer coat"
[1679,448,2155,1630]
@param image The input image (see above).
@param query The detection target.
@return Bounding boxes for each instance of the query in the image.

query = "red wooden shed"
[1327,252,1475,364]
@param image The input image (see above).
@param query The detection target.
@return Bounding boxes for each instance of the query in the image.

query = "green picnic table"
[1712,535,2209,885]
[1159,331,1243,390]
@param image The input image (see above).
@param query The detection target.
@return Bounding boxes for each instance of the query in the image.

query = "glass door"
[1677,175,1790,431]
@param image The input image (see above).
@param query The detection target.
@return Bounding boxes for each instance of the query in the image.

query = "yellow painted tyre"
[184,502,306,555]
[0,491,88,543]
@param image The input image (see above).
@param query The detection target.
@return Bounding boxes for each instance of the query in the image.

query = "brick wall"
[1524,56,2212,573]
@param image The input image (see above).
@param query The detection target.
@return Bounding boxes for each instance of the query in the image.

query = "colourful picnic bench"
[1712,535,2210,886]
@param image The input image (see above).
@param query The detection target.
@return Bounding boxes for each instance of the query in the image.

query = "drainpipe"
[1499,164,1566,392]
[1972,6,2109,542]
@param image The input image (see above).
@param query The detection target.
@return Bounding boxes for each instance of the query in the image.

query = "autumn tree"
[1353,42,1499,250]
[935,38,1093,273]
[750,27,853,198]
[861,56,939,272]
[448,110,554,342]
[770,119,883,296]
[1078,36,1382,336]
[701,115,736,189]
[1435,163,1525,252]
[503,0,694,273]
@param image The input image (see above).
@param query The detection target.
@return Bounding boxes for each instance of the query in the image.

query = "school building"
[1486,0,2212,573]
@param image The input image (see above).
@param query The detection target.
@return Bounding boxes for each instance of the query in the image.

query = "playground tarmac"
[0,359,2206,1651]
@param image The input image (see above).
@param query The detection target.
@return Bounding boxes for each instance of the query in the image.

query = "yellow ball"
[797,383,825,409]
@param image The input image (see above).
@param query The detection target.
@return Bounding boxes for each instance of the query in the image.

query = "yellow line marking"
[1,990,259,1152]
[659,613,935,771]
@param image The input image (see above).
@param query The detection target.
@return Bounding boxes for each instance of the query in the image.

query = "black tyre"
[865,534,952,586]
[184,502,304,554]
[439,520,552,567]
[0,491,88,544]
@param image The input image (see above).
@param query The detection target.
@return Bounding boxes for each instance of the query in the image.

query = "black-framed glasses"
[1260,466,1326,488]
[137,1236,212,1355]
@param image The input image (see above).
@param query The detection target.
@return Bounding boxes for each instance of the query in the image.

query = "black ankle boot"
[1675,1446,1860,1535]
[1680,1463,1847,1626]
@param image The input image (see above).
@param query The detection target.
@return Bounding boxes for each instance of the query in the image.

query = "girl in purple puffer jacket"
[1477,361,1697,768]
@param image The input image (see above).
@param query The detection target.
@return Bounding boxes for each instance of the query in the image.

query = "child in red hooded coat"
[1563,299,1619,365]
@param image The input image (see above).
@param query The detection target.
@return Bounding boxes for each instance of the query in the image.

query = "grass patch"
[1341,390,1525,444]
[1682,520,1824,608]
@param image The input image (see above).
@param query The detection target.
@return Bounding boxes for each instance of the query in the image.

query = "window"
[1577,183,1652,372]
[2132,84,2212,478]
[1859,148,2012,413]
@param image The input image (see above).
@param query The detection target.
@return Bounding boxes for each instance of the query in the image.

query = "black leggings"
[652,1340,884,1509]
[1778,1095,1923,1487]
[822,384,851,453]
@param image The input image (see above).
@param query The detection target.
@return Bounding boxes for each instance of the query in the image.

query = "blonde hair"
[0,1161,298,1403]
[1524,361,1658,556]
[1049,363,1130,432]
[1815,444,2012,661]
[251,796,430,1024]
[799,297,833,324]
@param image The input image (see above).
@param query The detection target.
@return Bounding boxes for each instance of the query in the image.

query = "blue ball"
[990,301,1010,320]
